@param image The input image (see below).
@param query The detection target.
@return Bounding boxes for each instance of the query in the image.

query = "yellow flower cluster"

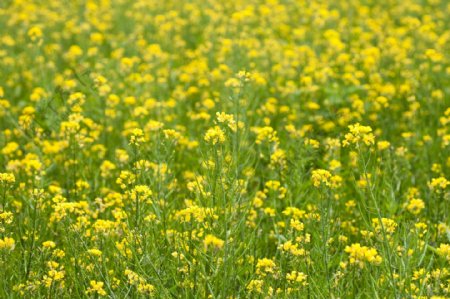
[343,123,375,147]
[436,244,450,261]
[256,258,277,276]
[428,177,449,193]
[0,173,15,184]
[86,280,107,297]
[286,271,307,285]
[124,269,155,295]
[0,237,15,250]
[129,128,146,146]
[345,243,382,268]
[204,126,226,145]
[204,234,225,250]
[311,169,342,189]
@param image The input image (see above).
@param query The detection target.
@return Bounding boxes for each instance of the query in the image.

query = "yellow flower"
[116,171,136,190]
[163,129,182,142]
[42,241,56,249]
[304,138,320,148]
[311,169,331,187]
[247,280,264,293]
[264,180,287,199]
[428,177,449,193]
[237,70,252,82]
[345,243,382,268]
[329,159,342,171]
[87,248,103,257]
[286,271,307,285]
[28,26,43,42]
[86,280,107,296]
[279,240,306,256]
[204,234,225,250]
[253,126,279,145]
[377,140,390,151]
[0,173,15,184]
[129,128,146,146]
[270,149,287,170]
[256,258,277,276]
[0,237,15,250]
[406,198,425,215]
[343,123,375,147]
[42,267,65,288]
[130,185,153,201]
[66,45,83,61]
[311,169,341,188]
[124,269,155,295]
[204,126,226,145]
[216,112,240,131]
[100,160,116,178]
[436,244,450,261]
[372,218,397,234]
[0,211,13,224]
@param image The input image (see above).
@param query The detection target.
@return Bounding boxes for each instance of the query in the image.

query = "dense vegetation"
[0,0,449,297]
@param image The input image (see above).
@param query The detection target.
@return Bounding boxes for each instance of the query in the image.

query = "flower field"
[0,0,449,297]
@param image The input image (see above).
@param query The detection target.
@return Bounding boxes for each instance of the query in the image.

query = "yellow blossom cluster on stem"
[344,243,382,268]
[343,123,375,147]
